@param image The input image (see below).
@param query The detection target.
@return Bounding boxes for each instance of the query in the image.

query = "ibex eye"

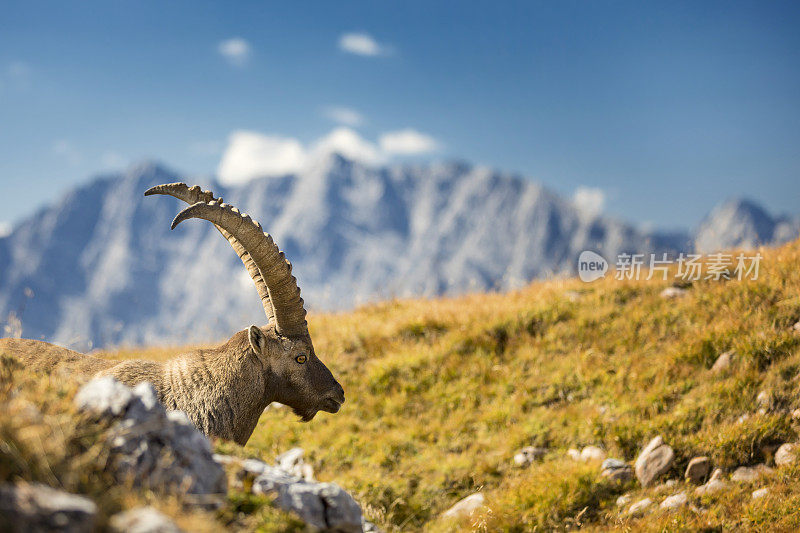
[295,354,307,364]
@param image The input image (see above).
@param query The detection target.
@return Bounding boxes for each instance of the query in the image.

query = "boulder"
[634,436,674,487]
[276,447,315,481]
[660,492,688,510]
[251,464,363,533]
[660,287,688,299]
[0,482,97,533]
[775,443,798,466]
[600,458,632,482]
[580,446,607,463]
[442,493,485,520]
[109,507,182,533]
[627,498,653,516]
[694,469,727,496]
[730,465,773,483]
[710,351,733,374]
[685,456,711,484]
[513,446,547,467]
[567,448,581,461]
[74,377,227,501]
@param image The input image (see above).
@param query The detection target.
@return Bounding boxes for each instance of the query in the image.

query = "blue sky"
[1,1,798,233]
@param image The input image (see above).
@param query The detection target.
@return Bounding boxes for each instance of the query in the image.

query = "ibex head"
[145,183,344,423]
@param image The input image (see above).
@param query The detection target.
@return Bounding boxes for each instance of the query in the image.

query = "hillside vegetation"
[3,240,800,531]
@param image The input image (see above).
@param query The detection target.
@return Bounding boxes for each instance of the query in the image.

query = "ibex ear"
[248,325,267,355]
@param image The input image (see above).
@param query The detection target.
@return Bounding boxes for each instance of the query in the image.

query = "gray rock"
[627,498,653,516]
[109,507,182,533]
[775,443,798,466]
[694,469,727,496]
[276,447,315,481]
[567,448,581,461]
[74,376,134,417]
[602,465,633,482]
[362,520,383,533]
[580,445,607,463]
[0,482,97,533]
[660,492,688,510]
[252,464,363,533]
[685,456,711,484]
[711,351,733,373]
[616,493,632,507]
[513,446,547,467]
[635,436,675,487]
[752,487,769,499]
[660,287,688,299]
[601,458,627,470]
[442,493,485,520]
[731,465,773,483]
[74,377,226,500]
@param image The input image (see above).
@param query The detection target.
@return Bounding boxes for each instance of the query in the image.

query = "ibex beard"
[0,183,345,446]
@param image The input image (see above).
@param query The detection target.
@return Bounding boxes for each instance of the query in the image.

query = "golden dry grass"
[3,240,800,531]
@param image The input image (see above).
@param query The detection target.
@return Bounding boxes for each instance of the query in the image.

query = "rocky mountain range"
[0,156,795,349]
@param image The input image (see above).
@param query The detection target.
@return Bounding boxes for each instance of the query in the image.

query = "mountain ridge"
[0,156,794,349]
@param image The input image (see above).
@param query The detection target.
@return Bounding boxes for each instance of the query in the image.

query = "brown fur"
[0,325,344,446]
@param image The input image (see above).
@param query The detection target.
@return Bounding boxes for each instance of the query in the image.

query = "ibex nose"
[334,383,345,404]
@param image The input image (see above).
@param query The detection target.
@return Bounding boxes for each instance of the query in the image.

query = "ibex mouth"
[293,407,318,422]
[321,397,343,414]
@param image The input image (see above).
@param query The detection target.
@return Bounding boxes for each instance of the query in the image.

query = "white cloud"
[0,221,11,238]
[217,127,440,184]
[218,131,307,184]
[323,106,365,127]
[311,127,383,164]
[379,129,440,155]
[572,186,606,217]
[338,32,387,56]
[218,37,251,67]
[52,139,82,166]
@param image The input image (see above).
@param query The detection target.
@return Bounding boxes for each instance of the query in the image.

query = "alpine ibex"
[0,183,345,445]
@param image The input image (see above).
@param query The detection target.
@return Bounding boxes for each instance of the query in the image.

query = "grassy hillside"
[4,240,800,531]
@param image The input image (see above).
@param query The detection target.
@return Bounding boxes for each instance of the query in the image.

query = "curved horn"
[145,183,276,325]
[172,200,308,337]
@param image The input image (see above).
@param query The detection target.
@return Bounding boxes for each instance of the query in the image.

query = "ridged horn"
[144,183,276,326]
[172,200,308,337]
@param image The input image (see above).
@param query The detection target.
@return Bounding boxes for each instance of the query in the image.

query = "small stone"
[635,436,675,487]
[660,492,688,509]
[602,466,633,482]
[616,493,632,507]
[790,409,800,421]
[109,507,182,533]
[628,498,653,516]
[737,414,750,424]
[660,287,688,299]
[793,321,800,333]
[442,493,485,520]
[363,521,384,533]
[731,464,773,483]
[710,351,733,373]
[0,482,97,533]
[752,488,769,499]
[276,447,315,481]
[513,446,547,467]
[654,479,677,493]
[694,469,727,496]
[685,456,711,484]
[567,448,581,461]
[602,458,627,470]
[580,445,607,463]
[775,443,798,466]
[756,391,771,409]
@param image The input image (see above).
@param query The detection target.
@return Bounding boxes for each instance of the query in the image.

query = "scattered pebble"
[580,446,607,463]
[752,488,770,499]
[711,351,733,374]
[635,436,675,487]
[660,492,688,510]
[685,456,711,484]
[776,443,798,466]
[660,287,688,299]
[628,498,653,516]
